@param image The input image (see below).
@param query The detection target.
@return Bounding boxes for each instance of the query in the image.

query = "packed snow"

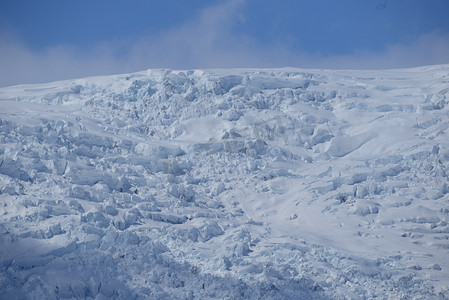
[1,65,449,299]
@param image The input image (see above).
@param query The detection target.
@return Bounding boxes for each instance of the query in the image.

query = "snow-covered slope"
[1,65,449,299]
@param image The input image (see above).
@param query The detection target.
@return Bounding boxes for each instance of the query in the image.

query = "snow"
[1,65,449,299]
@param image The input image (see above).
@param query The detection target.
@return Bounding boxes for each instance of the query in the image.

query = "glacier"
[1,65,449,299]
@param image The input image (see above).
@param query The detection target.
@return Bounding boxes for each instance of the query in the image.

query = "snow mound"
[1,65,449,299]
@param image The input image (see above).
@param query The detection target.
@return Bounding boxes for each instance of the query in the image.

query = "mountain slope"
[1,65,449,299]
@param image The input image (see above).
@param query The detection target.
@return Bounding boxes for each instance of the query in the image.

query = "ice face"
[1,65,449,298]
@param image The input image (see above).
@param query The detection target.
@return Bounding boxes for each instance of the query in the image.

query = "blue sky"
[1,0,449,86]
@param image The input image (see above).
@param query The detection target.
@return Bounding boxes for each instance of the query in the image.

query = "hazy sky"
[1,0,449,86]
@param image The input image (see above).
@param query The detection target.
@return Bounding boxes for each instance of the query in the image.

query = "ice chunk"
[201,222,224,241]
[327,133,373,157]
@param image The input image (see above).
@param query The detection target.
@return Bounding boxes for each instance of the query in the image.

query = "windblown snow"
[1,65,449,299]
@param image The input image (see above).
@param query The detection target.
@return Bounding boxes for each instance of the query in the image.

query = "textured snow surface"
[1,65,449,299]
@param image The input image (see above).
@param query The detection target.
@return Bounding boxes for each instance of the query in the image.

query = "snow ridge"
[1,65,449,299]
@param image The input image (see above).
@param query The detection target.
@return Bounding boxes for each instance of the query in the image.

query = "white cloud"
[313,31,449,70]
[1,0,449,87]
[0,34,124,87]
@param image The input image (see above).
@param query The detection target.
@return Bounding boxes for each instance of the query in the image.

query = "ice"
[1,65,449,298]
[326,133,374,157]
